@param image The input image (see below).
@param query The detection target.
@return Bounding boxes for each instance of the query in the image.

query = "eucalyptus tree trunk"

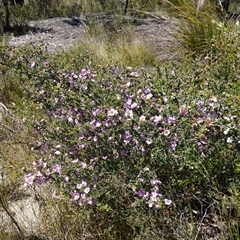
[124,0,129,15]
[0,5,3,40]
[0,24,2,42]
[2,0,11,31]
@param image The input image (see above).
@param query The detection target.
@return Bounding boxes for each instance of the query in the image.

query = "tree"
[1,0,24,31]
[124,0,129,15]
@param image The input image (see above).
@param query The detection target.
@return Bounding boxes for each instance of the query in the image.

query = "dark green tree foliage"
[1,0,24,32]
[2,0,11,31]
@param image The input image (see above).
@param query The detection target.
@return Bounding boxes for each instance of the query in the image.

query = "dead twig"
[193,194,215,240]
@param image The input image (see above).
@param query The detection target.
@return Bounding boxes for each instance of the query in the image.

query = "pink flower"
[68,116,73,123]
[139,115,146,122]
[108,107,118,116]
[163,129,170,136]
[71,191,80,201]
[145,93,153,100]
[24,173,35,185]
[86,198,93,205]
[150,179,161,185]
[84,187,90,194]
[164,199,172,205]
[146,138,152,145]
[125,109,133,120]
[95,121,101,127]
[148,201,154,208]
[131,102,138,109]
[30,61,35,68]
[65,176,70,182]
[80,68,89,77]
[76,180,87,189]
[130,71,140,77]
[52,163,61,175]
[123,130,132,144]
[169,140,177,150]
[167,115,176,125]
[153,115,162,123]
[54,150,61,155]
[137,189,146,197]
[180,108,187,115]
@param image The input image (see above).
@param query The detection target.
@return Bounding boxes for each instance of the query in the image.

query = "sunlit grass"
[167,0,228,53]
[64,23,158,67]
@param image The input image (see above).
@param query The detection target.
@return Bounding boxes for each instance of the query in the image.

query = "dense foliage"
[1,31,239,237]
[0,0,240,238]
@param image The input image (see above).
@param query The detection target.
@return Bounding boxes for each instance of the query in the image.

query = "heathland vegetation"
[0,0,239,239]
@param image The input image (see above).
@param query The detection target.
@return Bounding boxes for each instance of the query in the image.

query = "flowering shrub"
[1,44,239,238]
[23,65,176,209]
[18,50,238,191]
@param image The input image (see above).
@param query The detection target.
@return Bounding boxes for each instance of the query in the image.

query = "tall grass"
[167,0,229,53]
[57,20,158,67]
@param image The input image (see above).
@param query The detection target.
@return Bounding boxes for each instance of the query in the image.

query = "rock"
[0,196,42,235]
[5,17,87,54]
[0,102,9,122]
[4,14,180,60]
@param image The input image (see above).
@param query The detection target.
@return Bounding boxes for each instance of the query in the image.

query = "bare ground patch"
[5,13,181,62]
